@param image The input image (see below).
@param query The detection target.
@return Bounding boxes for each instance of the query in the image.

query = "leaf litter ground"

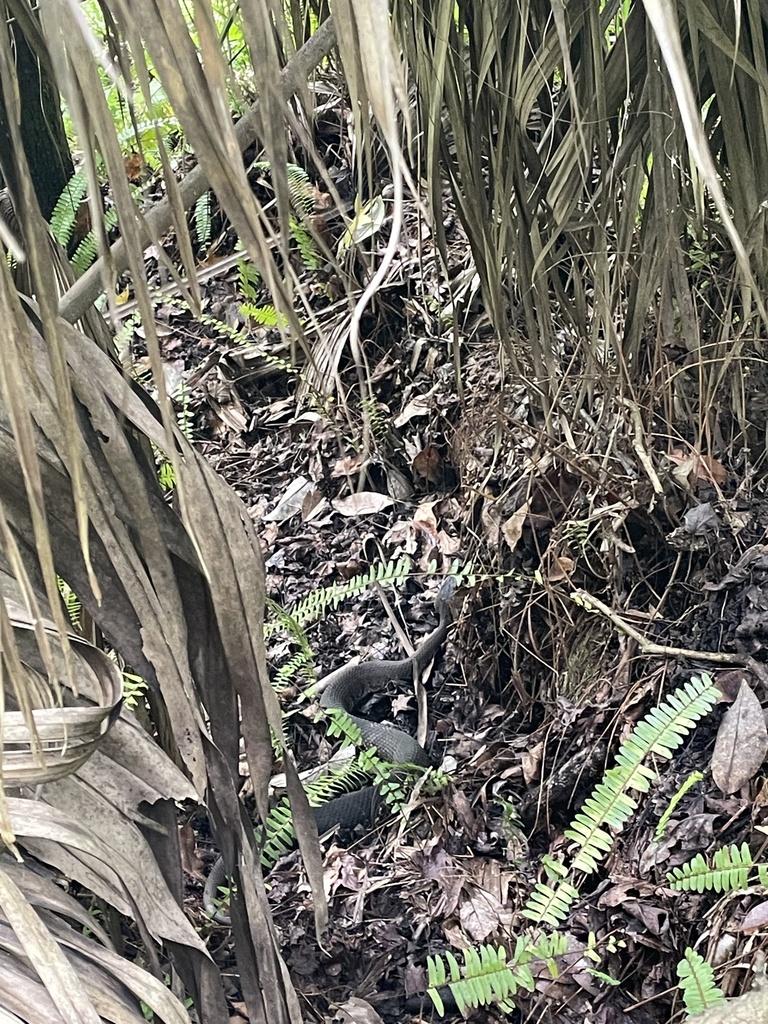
[118,153,768,1024]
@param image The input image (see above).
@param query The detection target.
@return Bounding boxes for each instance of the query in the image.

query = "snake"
[202,577,456,922]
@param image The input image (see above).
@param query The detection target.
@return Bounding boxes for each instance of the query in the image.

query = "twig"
[617,397,664,496]
[571,588,745,665]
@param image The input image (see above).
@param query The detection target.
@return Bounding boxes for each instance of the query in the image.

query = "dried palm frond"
[0,3,356,1022]
[394,0,767,452]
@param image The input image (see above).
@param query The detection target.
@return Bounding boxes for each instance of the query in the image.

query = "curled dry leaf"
[333,996,386,1024]
[705,544,768,592]
[332,491,395,517]
[411,444,443,484]
[458,887,514,942]
[711,680,768,795]
[667,449,728,489]
[394,396,431,427]
[502,501,530,552]
[740,899,768,934]
[264,475,313,521]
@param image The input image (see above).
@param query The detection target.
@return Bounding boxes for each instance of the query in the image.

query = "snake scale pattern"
[203,577,456,922]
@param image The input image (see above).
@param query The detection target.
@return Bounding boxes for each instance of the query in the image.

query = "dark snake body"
[203,578,455,922]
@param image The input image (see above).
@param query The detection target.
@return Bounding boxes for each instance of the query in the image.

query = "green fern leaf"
[667,844,755,893]
[258,760,371,868]
[284,557,413,630]
[49,170,88,246]
[521,880,579,926]
[565,675,718,874]
[194,191,212,247]
[677,948,725,1015]
[426,945,525,1017]
[239,300,289,327]
[426,955,446,1015]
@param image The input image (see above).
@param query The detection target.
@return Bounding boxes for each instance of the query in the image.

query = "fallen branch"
[571,588,745,665]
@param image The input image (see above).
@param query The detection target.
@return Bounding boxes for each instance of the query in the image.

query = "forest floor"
[121,129,768,1024]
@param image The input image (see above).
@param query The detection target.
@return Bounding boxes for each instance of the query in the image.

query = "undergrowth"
[423,673,731,1018]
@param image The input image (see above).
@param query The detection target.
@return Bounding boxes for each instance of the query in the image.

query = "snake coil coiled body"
[203,577,456,922]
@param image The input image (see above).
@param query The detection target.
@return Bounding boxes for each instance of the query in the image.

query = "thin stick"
[571,588,745,665]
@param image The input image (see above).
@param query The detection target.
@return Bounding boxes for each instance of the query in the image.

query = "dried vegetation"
[2,2,768,1023]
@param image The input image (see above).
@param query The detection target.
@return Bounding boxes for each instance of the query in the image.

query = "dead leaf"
[711,680,768,794]
[333,996,385,1024]
[466,859,509,906]
[123,151,145,181]
[501,501,530,551]
[667,449,728,489]
[668,449,696,490]
[264,476,313,522]
[179,824,204,878]
[337,194,386,257]
[699,453,727,486]
[385,464,413,500]
[403,962,428,998]
[382,517,419,553]
[522,742,544,785]
[682,502,721,536]
[301,488,326,521]
[546,553,575,582]
[412,445,442,484]
[390,694,414,715]
[714,670,753,702]
[451,789,477,838]
[458,888,514,942]
[705,545,768,591]
[437,529,461,555]
[741,900,768,934]
[394,396,431,427]
[443,920,472,949]
[480,499,502,548]
[331,452,368,478]
[413,500,438,530]
[413,500,440,546]
[332,492,395,517]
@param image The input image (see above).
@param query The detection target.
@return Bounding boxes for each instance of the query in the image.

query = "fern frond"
[323,707,365,747]
[285,165,315,219]
[266,603,316,688]
[667,843,756,893]
[521,880,580,927]
[71,204,120,276]
[564,674,718,874]
[194,191,212,247]
[303,558,475,631]
[656,771,703,841]
[321,708,421,813]
[285,557,413,629]
[49,169,89,246]
[677,948,725,1015]
[57,578,81,629]
[426,944,530,1017]
[360,397,390,444]
[239,300,289,328]
[236,257,261,300]
[175,383,194,438]
[157,460,176,491]
[290,216,321,269]
[251,160,315,219]
[258,761,370,869]
[274,648,315,689]
[527,930,569,962]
